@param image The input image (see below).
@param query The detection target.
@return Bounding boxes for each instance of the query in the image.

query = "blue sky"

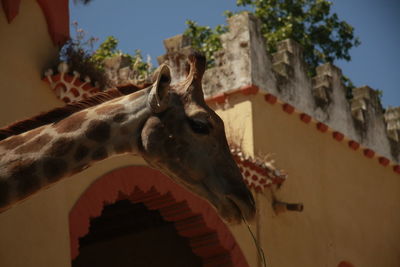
[70,0,399,108]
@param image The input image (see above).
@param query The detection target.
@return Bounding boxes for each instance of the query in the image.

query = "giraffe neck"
[0,89,151,212]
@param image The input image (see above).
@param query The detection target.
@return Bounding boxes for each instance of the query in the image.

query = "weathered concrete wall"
[159,12,399,164]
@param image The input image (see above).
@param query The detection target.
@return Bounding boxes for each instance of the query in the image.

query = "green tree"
[90,36,119,65]
[185,0,360,75]
[184,21,228,67]
[236,0,360,71]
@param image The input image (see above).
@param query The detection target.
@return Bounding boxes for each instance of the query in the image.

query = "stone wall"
[158,12,400,164]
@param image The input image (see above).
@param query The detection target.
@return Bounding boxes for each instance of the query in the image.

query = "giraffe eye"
[188,119,210,135]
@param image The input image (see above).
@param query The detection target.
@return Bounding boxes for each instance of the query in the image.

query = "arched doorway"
[69,166,249,267]
[72,199,202,267]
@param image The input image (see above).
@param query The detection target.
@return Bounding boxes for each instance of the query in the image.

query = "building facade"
[0,2,399,267]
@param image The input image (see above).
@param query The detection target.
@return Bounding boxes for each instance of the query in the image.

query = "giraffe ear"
[148,64,171,113]
[181,52,206,102]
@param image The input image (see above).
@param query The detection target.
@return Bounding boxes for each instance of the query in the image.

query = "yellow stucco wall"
[0,0,62,127]
[214,93,400,267]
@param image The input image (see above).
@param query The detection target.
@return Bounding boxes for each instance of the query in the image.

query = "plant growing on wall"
[90,36,153,79]
[59,22,153,89]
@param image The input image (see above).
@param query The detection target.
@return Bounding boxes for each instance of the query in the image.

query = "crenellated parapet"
[311,63,337,106]
[272,39,297,79]
[351,86,384,124]
[147,12,400,168]
[385,107,400,142]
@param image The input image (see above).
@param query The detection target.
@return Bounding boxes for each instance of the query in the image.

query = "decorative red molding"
[43,69,100,104]
[338,261,354,267]
[36,0,69,45]
[316,122,328,133]
[264,93,277,104]
[1,0,21,23]
[378,157,390,167]
[206,85,259,105]
[210,93,227,104]
[348,140,360,151]
[1,0,69,45]
[282,103,295,114]
[240,85,259,95]
[332,131,344,141]
[69,166,249,267]
[232,150,287,191]
[299,113,311,123]
[394,165,400,174]
[363,149,375,158]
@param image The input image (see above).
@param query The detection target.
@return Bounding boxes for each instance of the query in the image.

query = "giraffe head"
[140,53,255,223]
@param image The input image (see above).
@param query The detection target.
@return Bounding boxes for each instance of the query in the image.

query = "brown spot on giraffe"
[15,134,52,154]
[85,121,110,143]
[95,104,124,116]
[92,147,108,161]
[43,158,68,182]
[48,138,75,157]
[74,144,89,162]
[12,159,41,199]
[55,111,88,133]
[112,113,128,123]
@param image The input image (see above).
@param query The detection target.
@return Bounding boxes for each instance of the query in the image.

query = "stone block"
[273,62,294,78]
[312,75,332,89]
[163,34,191,53]
[315,63,342,77]
[352,86,383,114]
[313,86,330,104]
[385,107,400,141]
[276,39,303,55]
[272,50,293,65]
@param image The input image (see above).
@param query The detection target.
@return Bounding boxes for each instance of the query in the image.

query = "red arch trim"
[1,0,21,23]
[1,0,69,45]
[69,166,249,267]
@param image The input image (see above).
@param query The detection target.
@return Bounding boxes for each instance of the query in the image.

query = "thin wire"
[242,214,267,267]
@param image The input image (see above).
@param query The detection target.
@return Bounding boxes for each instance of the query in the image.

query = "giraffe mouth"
[223,194,255,224]
[145,161,255,224]
[223,197,243,223]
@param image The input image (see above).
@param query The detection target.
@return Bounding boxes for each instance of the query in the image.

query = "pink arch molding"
[69,165,249,267]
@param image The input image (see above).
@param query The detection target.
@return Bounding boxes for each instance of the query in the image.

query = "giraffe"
[0,53,255,223]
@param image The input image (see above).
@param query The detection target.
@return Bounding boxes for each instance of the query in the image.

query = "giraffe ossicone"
[0,53,255,224]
